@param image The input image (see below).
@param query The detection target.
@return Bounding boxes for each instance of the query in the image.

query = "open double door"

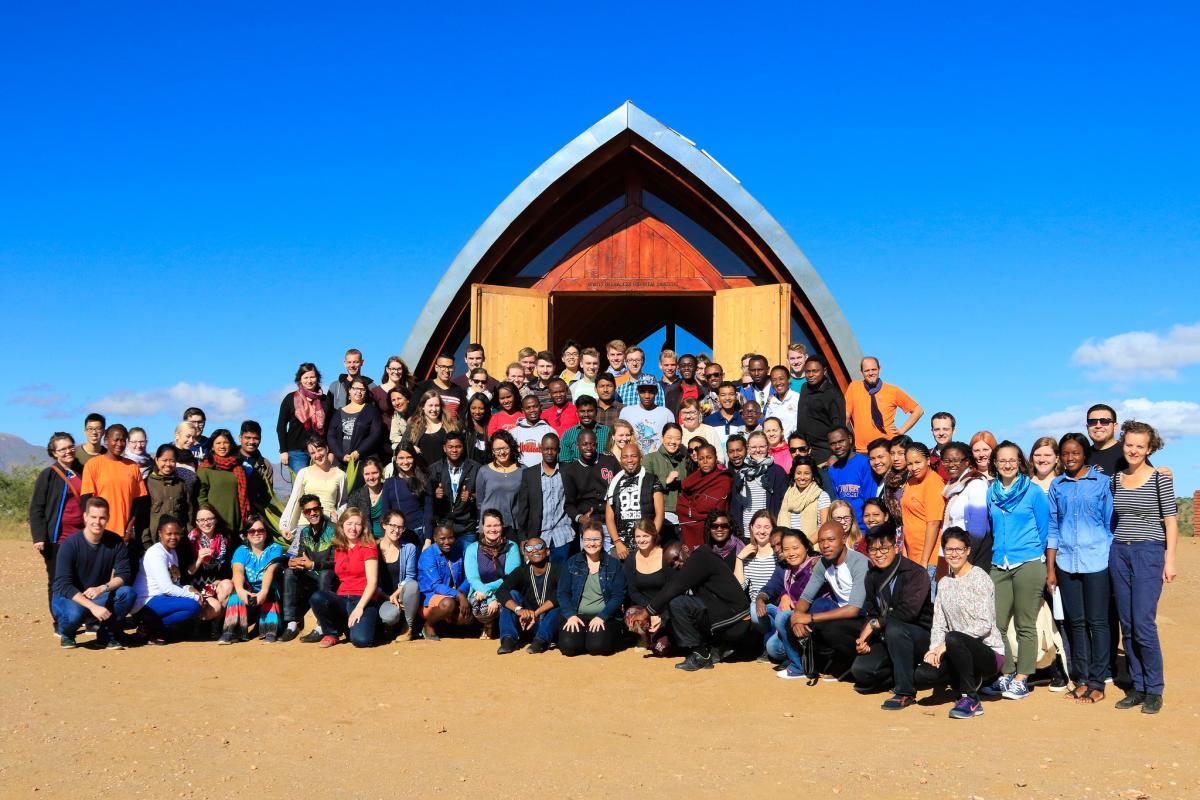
[470,283,790,370]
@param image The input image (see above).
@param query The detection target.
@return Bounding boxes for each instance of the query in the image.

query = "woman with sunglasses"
[220,515,283,644]
[704,509,744,570]
[677,444,733,548]
[376,509,420,640]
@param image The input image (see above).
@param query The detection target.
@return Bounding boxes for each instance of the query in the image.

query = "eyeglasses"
[710,522,731,529]
[247,527,267,534]
[832,515,853,523]
[383,523,403,530]
[492,447,510,454]
[196,516,216,524]
[523,542,546,552]
[1087,417,1114,426]
[581,538,603,544]
[867,545,893,554]
[435,363,454,371]
[302,507,323,515]
[995,459,1019,467]
[54,445,76,453]
[944,546,968,555]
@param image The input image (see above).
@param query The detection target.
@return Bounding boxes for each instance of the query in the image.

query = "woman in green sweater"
[643,423,688,540]
[198,430,249,534]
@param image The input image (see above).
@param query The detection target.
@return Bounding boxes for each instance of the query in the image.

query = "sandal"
[1077,688,1105,704]
[1065,685,1087,700]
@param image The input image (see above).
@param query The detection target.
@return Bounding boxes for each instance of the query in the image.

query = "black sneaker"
[527,638,549,654]
[496,637,519,655]
[1141,694,1163,715]
[103,638,125,651]
[279,625,300,643]
[60,635,77,650]
[675,649,714,672]
[299,629,324,644]
[1115,690,1145,710]
[881,694,916,711]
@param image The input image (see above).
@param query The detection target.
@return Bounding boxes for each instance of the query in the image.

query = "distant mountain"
[0,433,44,472]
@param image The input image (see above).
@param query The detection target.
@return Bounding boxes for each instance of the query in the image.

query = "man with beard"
[603,443,664,559]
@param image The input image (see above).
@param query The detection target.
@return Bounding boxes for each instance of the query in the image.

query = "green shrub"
[0,466,38,523]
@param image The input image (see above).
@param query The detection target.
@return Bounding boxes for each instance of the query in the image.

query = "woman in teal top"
[463,509,520,638]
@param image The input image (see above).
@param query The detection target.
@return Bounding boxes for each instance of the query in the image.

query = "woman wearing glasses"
[828,499,864,553]
[29,433,85,623]
[557,520,627,656]
[941,441,992,569]
[376,509,420,639]
[982,441,1050,702]
[677,398,716,452]
[474,431,523,536]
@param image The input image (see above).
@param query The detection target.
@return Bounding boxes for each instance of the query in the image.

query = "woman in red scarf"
[276,362,334,477]
[198,430,251,533]
[677,443,733,548]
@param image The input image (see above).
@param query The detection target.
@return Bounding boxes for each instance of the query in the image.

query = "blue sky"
[1,4,1198,493]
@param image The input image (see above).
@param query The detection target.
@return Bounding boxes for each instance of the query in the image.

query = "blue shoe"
[949,696,984,719]
[980,673,1012,697]
[1002,677,1033,700]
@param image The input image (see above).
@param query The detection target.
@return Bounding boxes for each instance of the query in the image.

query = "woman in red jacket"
[677,443,733,548]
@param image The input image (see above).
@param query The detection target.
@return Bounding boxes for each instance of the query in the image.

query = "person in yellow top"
[844,356,924,454]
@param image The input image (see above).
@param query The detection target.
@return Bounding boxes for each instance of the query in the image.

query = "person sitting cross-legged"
[132,515,204,644]
[52,497,135,650]
[495,536,562,654]
[220,515,283,644]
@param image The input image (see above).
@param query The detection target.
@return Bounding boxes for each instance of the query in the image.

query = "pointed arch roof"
[401,101,862,377]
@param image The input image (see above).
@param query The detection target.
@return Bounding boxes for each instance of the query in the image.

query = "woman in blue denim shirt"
[557,520,627,656]
[1046,433,1113,704]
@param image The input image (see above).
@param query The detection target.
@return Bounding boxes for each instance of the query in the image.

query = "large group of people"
[29,340,1180,718]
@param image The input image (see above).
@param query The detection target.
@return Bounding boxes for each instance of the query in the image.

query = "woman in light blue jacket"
[1046,433,1113,704]
[463,509,521,638]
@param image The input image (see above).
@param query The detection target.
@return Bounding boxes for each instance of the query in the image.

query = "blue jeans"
[1110,540,1165,694]
[143,594,202,631]
[754,603,785,660]
[498,590,562,642]
[52,586,136,641]
[1056,566,1111,690]
[287,450,310,476]
[776,597,840,670]
[926,564,938,601]
[310,591,379,648]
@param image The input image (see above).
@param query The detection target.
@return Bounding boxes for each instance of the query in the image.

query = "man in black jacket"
[849,526,935,709]
[647,542,753,672]
[514,433,576,561]
[795,356,846,465]
[429,432,479,540]
[495,536,561,655]
[561,430,617,535]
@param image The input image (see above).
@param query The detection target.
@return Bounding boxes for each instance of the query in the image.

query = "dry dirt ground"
[2,539,1198,800]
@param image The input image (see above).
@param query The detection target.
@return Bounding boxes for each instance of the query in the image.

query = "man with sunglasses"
[281,494,336,643]
[1084,403,1126,475]
[699,362,732,416]
[495,536,561,654]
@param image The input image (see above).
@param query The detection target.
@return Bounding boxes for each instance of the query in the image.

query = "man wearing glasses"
[1084,404,1125,475]
[495,536,561,655]
[77,413,108,466]
[849,526,934,710]
[281,494,336,643]
[413,352,468,421]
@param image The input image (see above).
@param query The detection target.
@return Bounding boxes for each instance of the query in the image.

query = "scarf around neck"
[203,452,251,523]
[864,379,885,432]
[781,481,822,533]
[294,386,327,435]
[988,472,1032,512]
[709,535,744,561]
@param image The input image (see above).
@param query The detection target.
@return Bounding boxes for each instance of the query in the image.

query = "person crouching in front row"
[495,536,561,654]
[417,522,474,640]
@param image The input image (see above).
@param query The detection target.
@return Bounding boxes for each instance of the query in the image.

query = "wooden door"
[470,284,549,369]
[712,284,790,372]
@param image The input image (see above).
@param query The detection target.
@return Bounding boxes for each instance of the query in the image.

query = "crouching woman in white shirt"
[133,515,203,644]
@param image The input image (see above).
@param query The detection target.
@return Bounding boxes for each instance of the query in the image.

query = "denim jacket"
[556,552,627,621]
[1047,469,1113,574]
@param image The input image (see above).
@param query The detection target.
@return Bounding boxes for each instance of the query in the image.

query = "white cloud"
[1072,322,1200,381]
[1026,398,1200,440]
[91,382,247,418]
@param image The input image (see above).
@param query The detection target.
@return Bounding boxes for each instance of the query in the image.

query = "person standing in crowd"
[540,378,579,436]
[698,362,727,415]
[279,436,347,541]
[970,431,997,479]
[346,456,388,539]
[763,365,800,438]
[739,355,775,409]
[647,537,753,671]
[557,520,627,656]
[220,515,283,644]
[464,368,493,403]
[376,509,420,640]
[604,443,665,558]
[622,518,672,652]
[781,520,869,680]
[983,441,1050,702]
[866,437,894,503]
[516,434,577,562]
[464,394,491,462]
[825,426,876,529]
[327,377,385,489]
[451,345,497,394]
[309,508,379,648]
[762,417,791,472]
[525,351,557,409]
[77,413,107,465]
[929,412,956,480]
[677,443,733,548]
[51,497,134,650]
[132,516,203,645]
[1046,432,1112,704]
[729,433,787,537]
[496,536,561,654]
[844,357,924,454]
[185,504,234,632]
[615,347,665,407]
[786,343,809,392]
[1109,420,1177,715]
[794,356,845,465]
[594,372,624,430]
[464,510,520,638]
[327,349,378,411]
[488,382,524,436]
[183,407,210,462]
[940,441,992,568]
[605,340,628,381]
[513,393,555,468]
[474,431,523,537]
[880,435,912,543]
[704,381,744,464]
[829,499,865,553]
[658,349,679,395]
[30,433,85,623]
[429,432,480,542]
[562,428,617,531]
[1084,403,1124,475]
[401,391,457,464]
[197,429,250,536]
[915,527,1005,719]
[414,352,470,421]
[1029,436,1061,493]
[740,399,763,433]
[281,494,336,642]
[237,421,282,536]
[125,428,152,479]
[558,340,582,384]
[569,348,602,401]
[506,361,531,399]
[381,353,416,397]
[643,423,687,535]
[778,456,831,541]
[142,444,195,549]
[901,442,947,593]
[380,447,434,542]
[605,419,635,460]
[620,376,675,454]
[277,362,333,475]
[850,525,934,709]
[81,424,147,545]
[558,394,609,463]
[677,398,716,452]
[172,421,200,490]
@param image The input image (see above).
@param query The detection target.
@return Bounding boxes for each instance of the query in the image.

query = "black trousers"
[283,569,335,623]
[786,616,861,675]
[667,595,753,652]
[42,543,58,619]
[558,614,619,656]
[851,620,930,696]
[914,630,1002,698]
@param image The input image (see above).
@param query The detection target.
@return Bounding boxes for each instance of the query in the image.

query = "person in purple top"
[754,528,820,666]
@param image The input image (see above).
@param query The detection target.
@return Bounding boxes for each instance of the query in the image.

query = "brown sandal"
[1065,685,1087,700]
[1077,688,1105,704]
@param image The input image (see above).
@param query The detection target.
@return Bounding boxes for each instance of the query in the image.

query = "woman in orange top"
[901,442,946,594]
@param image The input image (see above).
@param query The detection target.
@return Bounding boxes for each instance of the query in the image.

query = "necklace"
[530,565,551,607]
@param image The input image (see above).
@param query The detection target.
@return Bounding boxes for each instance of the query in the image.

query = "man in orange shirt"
[844,357,924,454]
[80,425,148,546]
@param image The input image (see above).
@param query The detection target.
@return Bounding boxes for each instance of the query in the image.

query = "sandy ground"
[1,538,1198,800]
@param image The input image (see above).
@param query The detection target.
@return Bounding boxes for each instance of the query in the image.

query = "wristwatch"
[869,618,881,630]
